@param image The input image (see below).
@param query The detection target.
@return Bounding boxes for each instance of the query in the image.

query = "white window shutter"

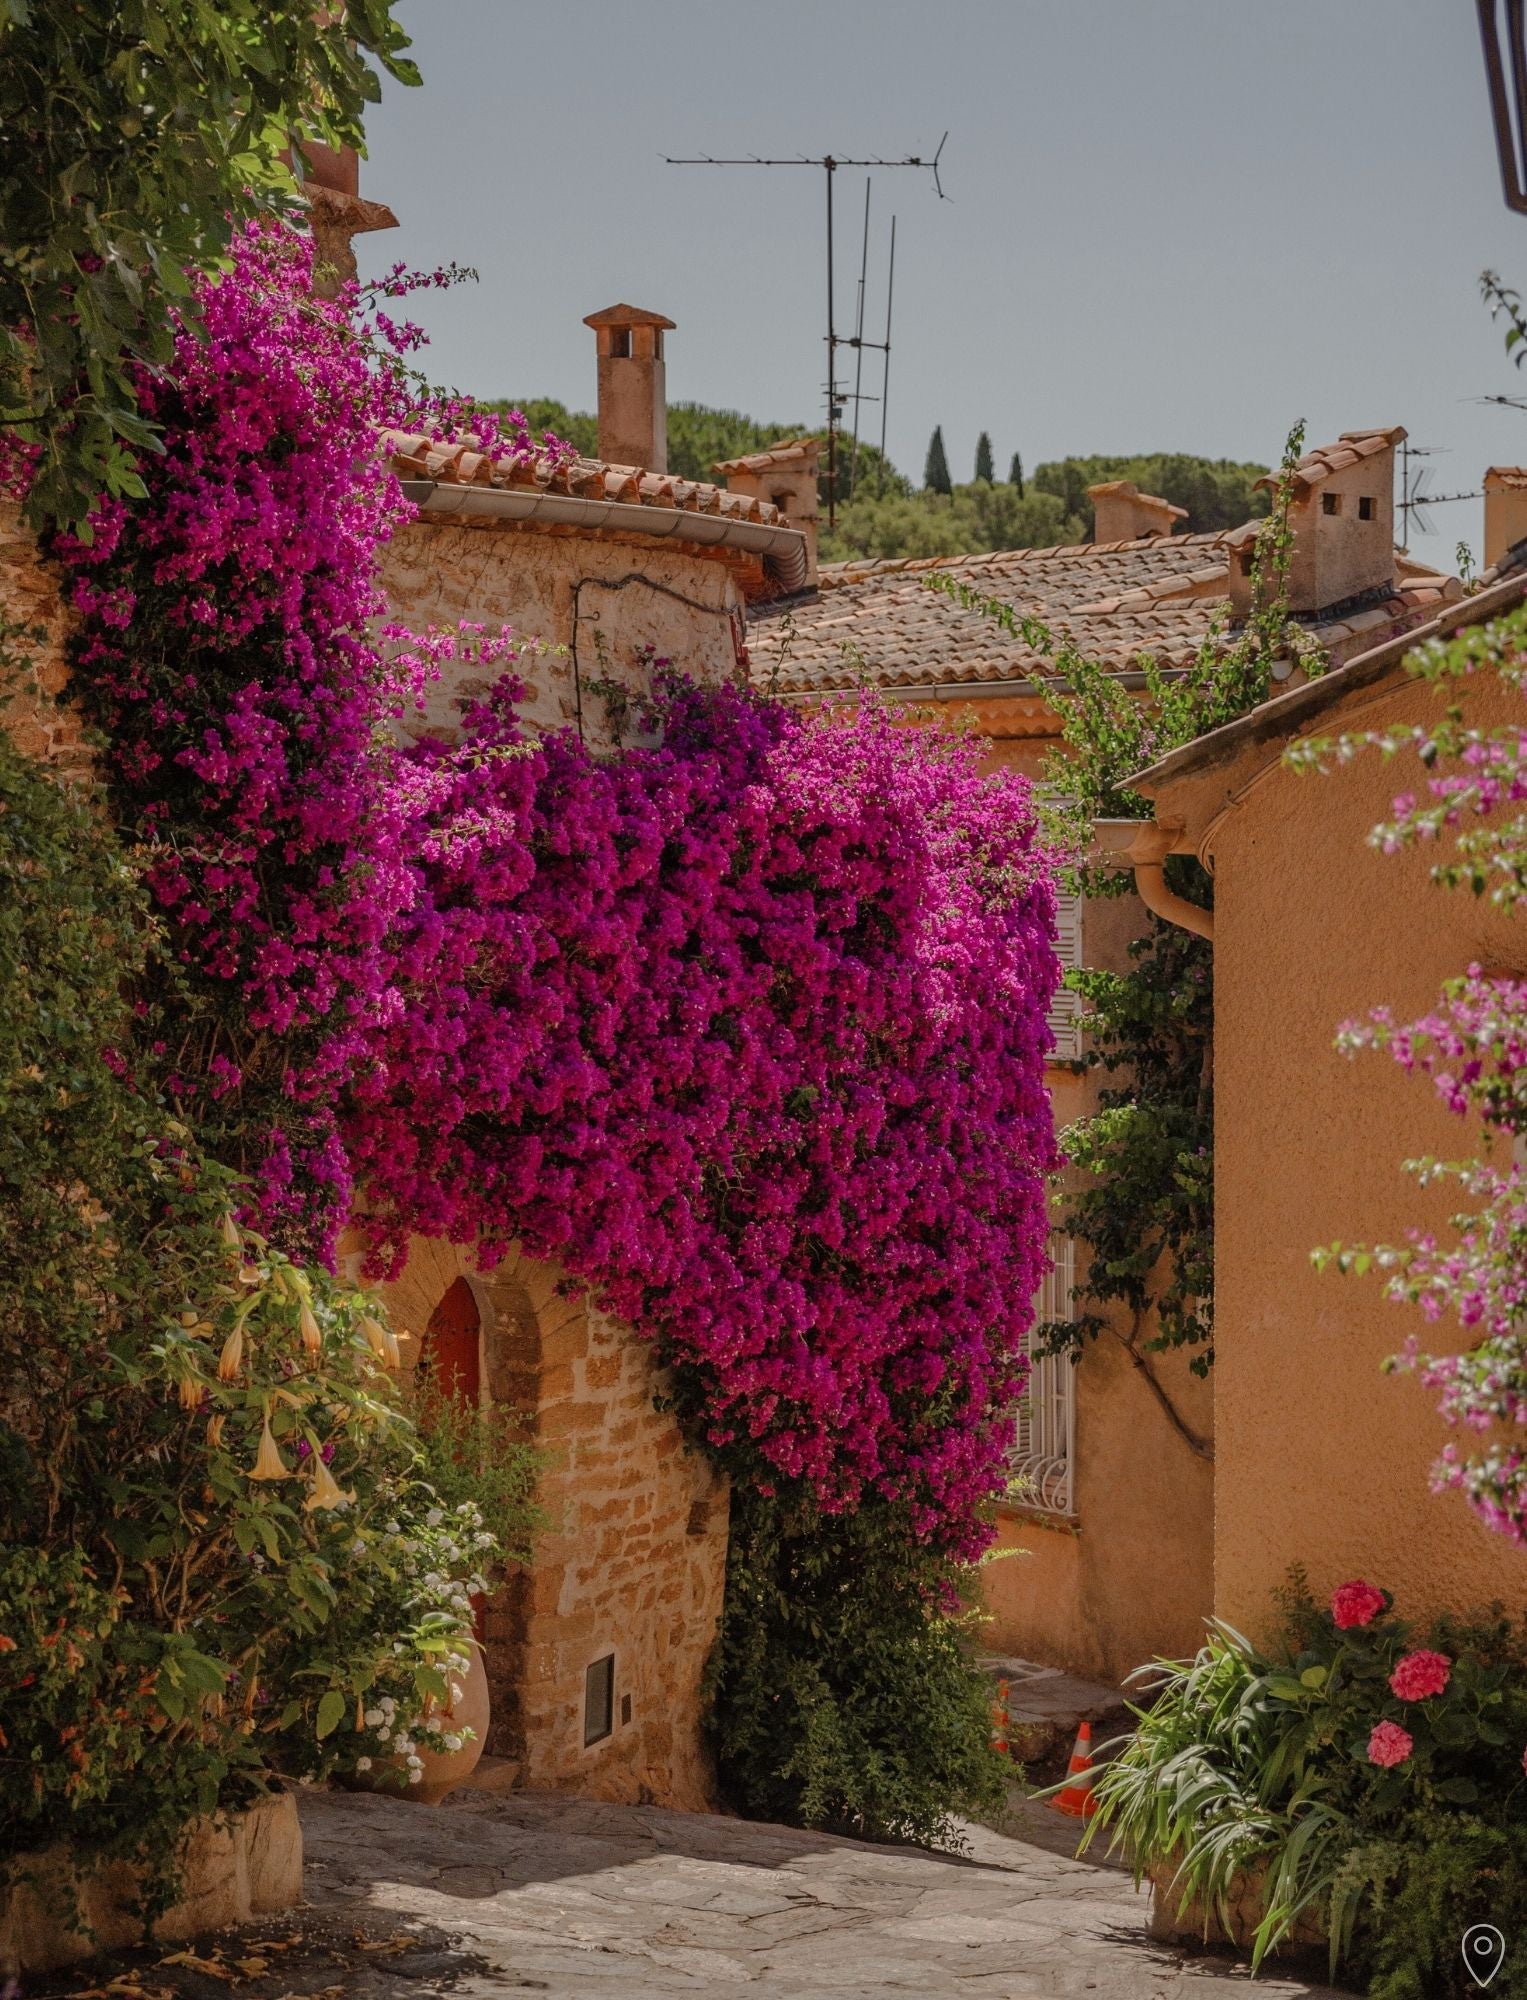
[1009,1235,1077,1517]
[1047,890,1085,1060]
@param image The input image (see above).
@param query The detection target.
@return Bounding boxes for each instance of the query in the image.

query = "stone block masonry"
[359,1233,730,1813]
[0,500,92,780]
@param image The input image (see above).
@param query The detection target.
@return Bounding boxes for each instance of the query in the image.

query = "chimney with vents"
[714,437,821,587]
[583,304,675,472]
[1230,426,1403,620]
[1087,481,1187,544]
[1484,467,1527,567]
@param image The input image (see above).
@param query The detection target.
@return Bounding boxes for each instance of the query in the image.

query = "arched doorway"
[420,1275,481,1406]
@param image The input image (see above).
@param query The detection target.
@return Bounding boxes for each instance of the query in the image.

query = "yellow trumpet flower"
[220,1212,242,1253]
[358,1315,389,1360]
[299,1302,322,1355]
[206,1413,225,1448]
[177,1374,203,1411]
[249,1416,289,1482]
[383,1328,402,1369]
[303,1455,353,1512]
[217,1323,244,1382]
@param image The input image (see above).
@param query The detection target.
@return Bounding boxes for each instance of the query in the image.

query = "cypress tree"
[924,425,952,495]
[1009,451,1024,497]
[974,432,994,484]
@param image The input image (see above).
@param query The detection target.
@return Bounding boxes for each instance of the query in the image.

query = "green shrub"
[708,1489,1008,1849]
[1085,1570,1527,1993]
[0,674,498,1896]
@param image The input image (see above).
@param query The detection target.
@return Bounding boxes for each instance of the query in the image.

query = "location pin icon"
[1463,1925,1507,1989]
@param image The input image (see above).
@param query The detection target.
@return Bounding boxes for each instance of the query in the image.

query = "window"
[1047,889,1085,1060]
[611,329,631,359]
[1009,1237,1076,1516]
[1321,492,1341,516]
[584,1654,614,1745]
[1358,495,1376,521]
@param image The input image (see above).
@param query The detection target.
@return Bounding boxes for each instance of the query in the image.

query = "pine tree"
[1009,451,1024,497]
[924,425,952,495]
[974,432,994,484]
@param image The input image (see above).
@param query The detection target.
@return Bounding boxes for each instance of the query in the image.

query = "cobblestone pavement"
[294,1787,1348,2000]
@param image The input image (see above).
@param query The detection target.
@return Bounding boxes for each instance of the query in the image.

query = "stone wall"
[378,517,750,753]
[0,501,90,779]
[354,1234,729,1812]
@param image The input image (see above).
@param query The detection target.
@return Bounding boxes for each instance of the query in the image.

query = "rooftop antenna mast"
[1398,440,1481,549]
[664,136,947,525]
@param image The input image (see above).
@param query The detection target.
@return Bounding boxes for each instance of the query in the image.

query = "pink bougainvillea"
[1366,1719,1414,1768]
[1331,1579,1387,1630]
[346,668,1060,1552]
[58,223,1062,1553]
[1387,1649,1452,1701]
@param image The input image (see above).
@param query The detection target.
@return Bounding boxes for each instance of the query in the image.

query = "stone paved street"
[296,1788,1348,2000]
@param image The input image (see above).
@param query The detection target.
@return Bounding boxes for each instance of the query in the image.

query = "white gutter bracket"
[1090,818,1213,942]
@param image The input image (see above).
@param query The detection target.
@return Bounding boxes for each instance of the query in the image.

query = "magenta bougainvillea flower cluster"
[56,223,1062,1550]
[348,669,1060,1548]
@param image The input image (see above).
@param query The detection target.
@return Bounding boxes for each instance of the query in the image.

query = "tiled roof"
[712,436,821,476]
[1485,465,1527,491]
[748,530,1458,698]
[1085,479,1188,522]
[382,430,787,528]
[1263,427,1406,496]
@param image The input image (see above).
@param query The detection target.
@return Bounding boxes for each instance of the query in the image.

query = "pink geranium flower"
[1331,1579,1387,1629]
[1367,1720,1414,1768]
[1388,1649,1452,1701]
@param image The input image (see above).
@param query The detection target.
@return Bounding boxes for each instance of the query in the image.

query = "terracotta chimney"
[1484,467,1527,567]
[1087,481,1187,544]
[296,141,398,299]
[583,304,675,472]
[1233,426,1404,618]
[714,437,821,588]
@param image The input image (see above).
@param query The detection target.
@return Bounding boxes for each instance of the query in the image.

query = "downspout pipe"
[1090,818,1214,942]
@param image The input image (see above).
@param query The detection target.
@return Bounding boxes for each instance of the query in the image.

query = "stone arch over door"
[354,1232,728,1810]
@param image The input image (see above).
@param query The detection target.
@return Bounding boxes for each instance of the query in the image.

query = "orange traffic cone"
[1048,1719,1099,1817]
[990,1679,1010,1756]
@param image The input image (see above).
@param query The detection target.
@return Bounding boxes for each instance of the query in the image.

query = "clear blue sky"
[365,1,1527,571]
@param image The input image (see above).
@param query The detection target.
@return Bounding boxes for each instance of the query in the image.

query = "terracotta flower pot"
[348,1641,490,1805]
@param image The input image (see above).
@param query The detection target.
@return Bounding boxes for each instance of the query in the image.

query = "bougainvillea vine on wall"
[58,222,1062,1553]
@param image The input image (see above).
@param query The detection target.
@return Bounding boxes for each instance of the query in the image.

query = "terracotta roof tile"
[382,428,785,529]
[748,525,1453,697]
[713,436,822,476]
[1261,426,1406,495]
[1485,466,1527,492]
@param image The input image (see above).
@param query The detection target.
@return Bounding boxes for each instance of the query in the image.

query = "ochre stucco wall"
[1192,670,1527,1637]
[354,1234,728,1811]
[378,516,749,751]
[974,715,1215,1681]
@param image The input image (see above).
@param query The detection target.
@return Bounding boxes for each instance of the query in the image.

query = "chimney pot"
[1086,480,1187,543]
[715,438,821,588]
[584,304,676,472]
[1236,427,1404,618]
[1484,466,1527,568]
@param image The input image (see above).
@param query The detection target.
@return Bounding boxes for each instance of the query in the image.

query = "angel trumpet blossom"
[359,1315,390,1362]
[304,1455,353,1512]
[218,1324,245,1382]
[299,1302,322,1355]
[250,1416,289,1482]
[220,1212,242,1253]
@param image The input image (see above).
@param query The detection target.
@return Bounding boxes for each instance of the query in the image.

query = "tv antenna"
[1398,440,1480,547]
[664,138,948,525]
